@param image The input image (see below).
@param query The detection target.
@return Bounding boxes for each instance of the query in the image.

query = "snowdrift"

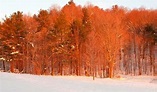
[0,72,157,92]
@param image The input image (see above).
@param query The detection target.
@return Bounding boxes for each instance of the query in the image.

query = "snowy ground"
[0,72,157,92]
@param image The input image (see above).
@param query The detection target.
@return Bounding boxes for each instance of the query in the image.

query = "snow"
[0,57,5,61]
[0,72,157,92]
[10,51,19,55]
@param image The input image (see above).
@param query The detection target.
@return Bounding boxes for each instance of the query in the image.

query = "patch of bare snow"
[0,72,157,92]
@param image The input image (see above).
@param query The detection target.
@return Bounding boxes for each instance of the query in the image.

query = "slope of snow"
[0,72,157,92]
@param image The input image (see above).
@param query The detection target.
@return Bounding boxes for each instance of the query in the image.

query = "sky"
[0,0,157,21]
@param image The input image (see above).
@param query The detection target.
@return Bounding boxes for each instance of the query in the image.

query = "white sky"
[0,0,157,21]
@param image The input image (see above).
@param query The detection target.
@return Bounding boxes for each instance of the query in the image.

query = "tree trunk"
[10,61,14,72]
[51,60,54,76]
[138,46,142,75]
[93,67,95,80]
[109,62,114,78]
[70,60,73,75]
[2,61,5,72]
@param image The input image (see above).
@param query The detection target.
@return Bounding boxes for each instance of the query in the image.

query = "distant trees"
[0,1,157,78]
[123,8,157,76]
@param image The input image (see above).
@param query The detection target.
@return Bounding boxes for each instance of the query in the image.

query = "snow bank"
[0,72,157,92]
[150,79,157,84]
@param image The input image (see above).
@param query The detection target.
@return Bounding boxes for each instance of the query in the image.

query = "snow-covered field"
[0,72,157,92]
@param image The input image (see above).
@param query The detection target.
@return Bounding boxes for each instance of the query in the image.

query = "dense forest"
[0,1,157,78]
